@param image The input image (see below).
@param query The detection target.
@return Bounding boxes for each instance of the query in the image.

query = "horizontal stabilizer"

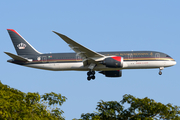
[4,52,29,62]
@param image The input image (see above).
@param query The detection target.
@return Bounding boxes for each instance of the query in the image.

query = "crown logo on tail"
[17,43,26,49]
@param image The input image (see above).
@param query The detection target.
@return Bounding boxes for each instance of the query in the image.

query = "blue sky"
[0,1,180,119]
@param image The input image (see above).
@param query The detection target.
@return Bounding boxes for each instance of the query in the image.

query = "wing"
[52,31,105,67]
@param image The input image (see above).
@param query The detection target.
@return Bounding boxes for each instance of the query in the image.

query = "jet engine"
[101,56,123,68]
[99,70,122,77]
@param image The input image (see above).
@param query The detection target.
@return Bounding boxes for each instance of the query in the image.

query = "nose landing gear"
[159,71,162,75]
[87,71,95,81]
[159,67,164,75]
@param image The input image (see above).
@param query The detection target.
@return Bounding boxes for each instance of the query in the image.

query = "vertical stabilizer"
[7,29,41,55]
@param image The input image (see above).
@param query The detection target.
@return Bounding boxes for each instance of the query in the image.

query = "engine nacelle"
[99,70,122,77]
[102,56,123,68]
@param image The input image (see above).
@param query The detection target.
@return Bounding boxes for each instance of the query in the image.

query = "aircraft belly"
[25,62,86,71]
[56,62,86,70]
[25,63,56,71]
[123,61,171,69]
[24,60,175,71]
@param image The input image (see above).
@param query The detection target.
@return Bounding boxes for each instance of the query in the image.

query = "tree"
[80,94,180,120]
[0,81,66,119]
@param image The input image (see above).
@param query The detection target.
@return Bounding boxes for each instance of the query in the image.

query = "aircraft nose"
[166,58,176,67]
[173,60,177,65]
[171,58,176,66]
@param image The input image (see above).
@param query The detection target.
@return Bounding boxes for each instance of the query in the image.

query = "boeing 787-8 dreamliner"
[5,29,176,81]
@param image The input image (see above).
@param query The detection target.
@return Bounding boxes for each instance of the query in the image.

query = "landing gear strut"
[87,70,95,81]
[159,67,164,75]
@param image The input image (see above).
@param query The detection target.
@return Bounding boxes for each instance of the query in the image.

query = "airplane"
[5,29,176,81]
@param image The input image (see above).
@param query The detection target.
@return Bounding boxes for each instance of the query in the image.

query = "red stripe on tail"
[7,29,21,37]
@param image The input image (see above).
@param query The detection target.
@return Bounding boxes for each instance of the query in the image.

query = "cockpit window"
[166,55,171,58]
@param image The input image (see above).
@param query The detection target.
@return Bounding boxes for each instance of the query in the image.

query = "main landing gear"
[159,67,164,75]
[87,63,96,81]
[87,70,95,81]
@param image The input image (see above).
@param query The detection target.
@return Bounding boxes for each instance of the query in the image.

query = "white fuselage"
[25,60,176,71]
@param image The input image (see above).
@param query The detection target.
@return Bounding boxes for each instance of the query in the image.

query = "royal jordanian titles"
[5,29,176,81]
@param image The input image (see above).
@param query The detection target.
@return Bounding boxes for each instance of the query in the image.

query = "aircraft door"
[76,55,82,61]
[128,53,133,60]
[155,53,160,60]
[42,56,47,62]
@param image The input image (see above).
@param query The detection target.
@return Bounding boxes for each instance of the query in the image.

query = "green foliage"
[1,80,180,120]
[80,94,180,120]
[0,81,66,119]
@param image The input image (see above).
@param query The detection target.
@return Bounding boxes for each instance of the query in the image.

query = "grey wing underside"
[52,31,105,66]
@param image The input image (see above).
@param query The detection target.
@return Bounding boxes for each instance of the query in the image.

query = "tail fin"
[7,29,41,55]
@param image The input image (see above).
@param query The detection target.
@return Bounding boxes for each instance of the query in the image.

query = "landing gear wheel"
[92,71,95,75]
[87,76,91,81]
[87,72,92,76]
[158,67,164,75]
[159,71,162,75]
[91,76,95,80]
[87,70,96,81]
